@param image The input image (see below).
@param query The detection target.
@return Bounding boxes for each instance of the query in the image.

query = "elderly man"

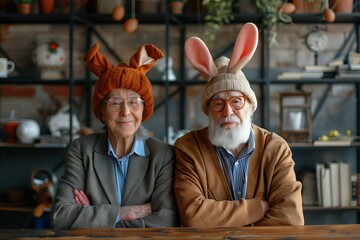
[174,23,304,227]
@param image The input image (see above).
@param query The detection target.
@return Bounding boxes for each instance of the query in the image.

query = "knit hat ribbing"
[201,56,257,115]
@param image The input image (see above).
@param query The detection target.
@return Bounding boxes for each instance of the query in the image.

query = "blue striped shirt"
[215,128,255,200]
[108,136,146,223]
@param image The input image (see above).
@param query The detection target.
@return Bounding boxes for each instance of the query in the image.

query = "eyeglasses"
[208,96,247,112]
[105,97,144,112]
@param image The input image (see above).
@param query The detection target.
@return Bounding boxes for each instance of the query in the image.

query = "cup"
[0,58,15,78]
[4,122,19,143]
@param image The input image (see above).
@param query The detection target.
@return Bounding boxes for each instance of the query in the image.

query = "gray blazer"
[51,131,180,228]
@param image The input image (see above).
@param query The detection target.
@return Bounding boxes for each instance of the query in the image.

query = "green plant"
[202,0,234,44]
[15,0,34,3]
[255,0,292,46]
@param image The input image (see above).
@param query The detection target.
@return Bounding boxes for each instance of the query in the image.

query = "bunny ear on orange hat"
[129,44,164,75]
[83,43,114,77]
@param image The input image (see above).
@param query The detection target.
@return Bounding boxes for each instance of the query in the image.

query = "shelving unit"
[0,2,360,227]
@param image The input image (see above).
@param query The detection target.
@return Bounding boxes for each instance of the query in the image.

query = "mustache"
[218,116,240,125]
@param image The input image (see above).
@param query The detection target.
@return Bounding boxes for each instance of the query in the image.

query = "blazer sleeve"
[51,138,120,229]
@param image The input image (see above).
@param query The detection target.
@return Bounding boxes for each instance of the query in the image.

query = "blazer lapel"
[122,145,149,205]
[93,132,118,204]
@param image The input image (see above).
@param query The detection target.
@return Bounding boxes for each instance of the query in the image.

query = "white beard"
[208,112,252,150]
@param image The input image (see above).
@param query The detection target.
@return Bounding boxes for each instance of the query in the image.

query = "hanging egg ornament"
[279,3,296,14]
[323,8,335,23]
[123,18,138,33]
[112,5,125,21]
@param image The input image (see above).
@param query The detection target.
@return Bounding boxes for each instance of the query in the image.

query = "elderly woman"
[51,43,180,229]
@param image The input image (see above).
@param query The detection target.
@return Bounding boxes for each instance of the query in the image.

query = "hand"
[119,202,152,221]
[260,200,269,215]
[73,189,91,206]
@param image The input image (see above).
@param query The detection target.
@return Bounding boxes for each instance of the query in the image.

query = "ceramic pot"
[292,0,322,13]
[331,0,354,13]
[170,1,183,14]
[136,0,160,14]
[17,3,33,14]
[38,0,56,14]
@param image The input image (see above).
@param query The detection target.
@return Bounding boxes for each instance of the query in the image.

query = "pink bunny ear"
[185,37,217,81]
[228,22,258,74]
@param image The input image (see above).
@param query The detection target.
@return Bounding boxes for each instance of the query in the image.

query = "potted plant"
[15,0,34,14]
[38,0,56,14]
[255,0,296,46]
[331,0,354,13]
[170,0,187,14]
[293,0,324,13]
[202,0,234,44]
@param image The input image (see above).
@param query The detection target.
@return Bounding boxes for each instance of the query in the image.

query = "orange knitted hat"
[83,43,164,122]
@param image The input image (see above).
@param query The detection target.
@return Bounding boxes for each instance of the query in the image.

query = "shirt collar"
[108,135,146,159]
[247,127,256,154]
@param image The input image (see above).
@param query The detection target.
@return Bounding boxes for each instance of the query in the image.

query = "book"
[335,64,360,78]
[316,163,324,206]
[313,140,352,146]
[276,71,324,80]
[328,57,345,67]
[349,52,360,65]
[339,161,351,207]
[304,65,337,72]
[316,163,332,207]
[299,171,317,206]
[358,174,360,206]
[330,162,340,207]
[321,165,332,207]
[350,174,358,207]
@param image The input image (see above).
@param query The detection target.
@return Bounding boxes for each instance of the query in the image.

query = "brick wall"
[0,21,356,139]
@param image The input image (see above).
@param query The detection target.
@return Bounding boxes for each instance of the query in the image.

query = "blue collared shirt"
[215,128,255,200]
[108,136,146,223]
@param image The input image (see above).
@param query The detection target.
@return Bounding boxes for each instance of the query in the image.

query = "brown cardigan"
[174,124,304,227]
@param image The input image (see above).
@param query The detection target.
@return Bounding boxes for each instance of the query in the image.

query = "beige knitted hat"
[185,23,258,115]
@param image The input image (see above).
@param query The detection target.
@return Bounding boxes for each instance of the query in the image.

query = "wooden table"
[1,224,359,239]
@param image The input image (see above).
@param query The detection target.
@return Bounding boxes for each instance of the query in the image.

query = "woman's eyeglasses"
[208,96,247,112]
[105,97,144,111]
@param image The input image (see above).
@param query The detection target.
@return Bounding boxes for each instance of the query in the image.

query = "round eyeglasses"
[208,96,247,112]
[105,97,144,112]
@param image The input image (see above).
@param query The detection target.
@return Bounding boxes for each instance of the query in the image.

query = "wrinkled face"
[101,88,144,139]
[208,90,253,149]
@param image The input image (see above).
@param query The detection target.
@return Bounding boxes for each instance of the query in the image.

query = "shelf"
[0,78,78,85]
[1,12,360,25]
[271,78,360,84]
[0,142,67,149]
[0,7,359,226]
[289,142,360,148]
[7,77,359,86]
[303,206,360,211]
[0,205,35,213]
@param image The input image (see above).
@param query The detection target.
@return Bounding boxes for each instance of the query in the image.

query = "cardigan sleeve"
[254,138,304,226]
